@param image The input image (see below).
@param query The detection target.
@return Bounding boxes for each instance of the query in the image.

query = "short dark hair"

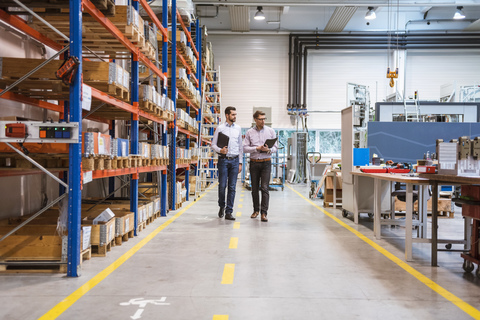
[253,110,265,119]
[225,106,236,115]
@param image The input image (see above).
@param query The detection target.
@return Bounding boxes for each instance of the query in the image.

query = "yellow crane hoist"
[386,67,398,88]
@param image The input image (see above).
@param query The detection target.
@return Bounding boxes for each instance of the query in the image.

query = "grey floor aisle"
[1,183,480,320]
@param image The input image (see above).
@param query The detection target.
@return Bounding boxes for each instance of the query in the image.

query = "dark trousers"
[218,157,239,214]
[250,160,271,215]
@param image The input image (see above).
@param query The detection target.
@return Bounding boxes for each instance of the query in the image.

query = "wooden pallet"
[29,6,145,60]
[91,239,115,257]
[114,230,134,246]
[0,248,91,274]
[0,58,130,102]
[137,221,147,232]
[0,0,115,16]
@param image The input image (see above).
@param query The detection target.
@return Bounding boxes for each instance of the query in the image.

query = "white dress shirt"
[212,122,243,159]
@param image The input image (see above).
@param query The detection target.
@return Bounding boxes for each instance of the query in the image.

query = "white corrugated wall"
[209,34,289,129]
[209,34,480,130]
[405,50,480,101]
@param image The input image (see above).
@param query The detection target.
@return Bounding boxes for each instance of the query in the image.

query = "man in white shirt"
[211,106,243,220]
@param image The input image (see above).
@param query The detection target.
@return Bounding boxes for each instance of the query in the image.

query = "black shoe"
[218,207,225,218]
[225,213,236,221]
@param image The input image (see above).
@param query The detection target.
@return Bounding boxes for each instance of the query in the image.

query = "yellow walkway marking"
[233,222,240,229]
[213,315,229,320]
[229,237,238,249]
[240,193,244,197]
[236,211,242,217]
[221,263,235,284]
[239,198,244,202]
[39,184,217,320]
[286,184,480,319]
[238,204,243,208]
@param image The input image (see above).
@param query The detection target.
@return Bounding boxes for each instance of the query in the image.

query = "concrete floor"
[1,183,480,320]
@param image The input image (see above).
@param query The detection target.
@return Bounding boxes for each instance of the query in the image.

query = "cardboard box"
[93,208,115,224]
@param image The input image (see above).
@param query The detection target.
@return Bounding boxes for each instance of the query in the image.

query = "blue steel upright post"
[130,0,140,235]
[109,120,115,195]
[195,23,202,178]
[169,0,177,210]
[184,22,192,201]
[160,0,168,216]
[67,0,82,277]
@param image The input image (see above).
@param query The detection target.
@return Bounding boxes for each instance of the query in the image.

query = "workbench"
[351,171,431,261]
[419,174,476,268]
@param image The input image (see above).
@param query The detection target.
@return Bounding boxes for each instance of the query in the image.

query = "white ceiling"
[193,1,480,33]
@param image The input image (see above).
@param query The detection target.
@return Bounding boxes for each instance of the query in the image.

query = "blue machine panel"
[368,122,480,164]
[353,148,370,166]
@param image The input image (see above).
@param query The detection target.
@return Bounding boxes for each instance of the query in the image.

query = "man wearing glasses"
[211,106,243,221]
[243,110,277,222]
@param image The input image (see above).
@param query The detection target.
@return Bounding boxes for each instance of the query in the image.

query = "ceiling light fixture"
[365,7,376,20]
[254,6,265,21]
[453,6,465,20]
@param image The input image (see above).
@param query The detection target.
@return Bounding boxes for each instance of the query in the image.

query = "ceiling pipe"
[288,31,480,114]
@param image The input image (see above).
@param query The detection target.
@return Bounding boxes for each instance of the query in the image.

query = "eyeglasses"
[256,118,267,121]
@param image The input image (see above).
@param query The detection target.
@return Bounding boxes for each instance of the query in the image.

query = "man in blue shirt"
[211,106,243,220]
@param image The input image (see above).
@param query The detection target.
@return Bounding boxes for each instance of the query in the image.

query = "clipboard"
[217,131,229,149]
[260,137,277,153]
[264,138,277,148]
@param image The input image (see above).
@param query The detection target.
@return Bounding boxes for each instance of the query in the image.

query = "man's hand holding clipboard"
[256,137,277,153]
[217,132,229,154]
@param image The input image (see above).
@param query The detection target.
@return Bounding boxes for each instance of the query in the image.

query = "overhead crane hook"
[387,67,399,88]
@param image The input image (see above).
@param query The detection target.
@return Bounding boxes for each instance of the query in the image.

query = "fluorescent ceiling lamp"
[365,7,376,20]
[254,6,265,20]
[453,6,465,20]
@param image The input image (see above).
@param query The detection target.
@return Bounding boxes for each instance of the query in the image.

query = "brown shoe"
[261,213,268,222]
[251,212,259,219]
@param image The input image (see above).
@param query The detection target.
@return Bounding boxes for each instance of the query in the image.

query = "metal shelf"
[0,0,209,277]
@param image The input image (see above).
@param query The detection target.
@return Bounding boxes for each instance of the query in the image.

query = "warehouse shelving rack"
[0,0,213,276]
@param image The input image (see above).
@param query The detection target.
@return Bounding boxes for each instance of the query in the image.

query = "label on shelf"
[82,84,92,111]
[83,171,93,184]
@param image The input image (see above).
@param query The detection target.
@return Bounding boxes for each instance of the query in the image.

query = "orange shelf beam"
[176,163,190,169]
[202,138,211,145]
[89,86,137,113]
[137,165,168,174]
[176,51,198,87]
[138,110,165,124]
[0,92,64,114]
[138,0,168,39]
[0,9,62,51]
[176,10,199,60]
[91,165,168,179]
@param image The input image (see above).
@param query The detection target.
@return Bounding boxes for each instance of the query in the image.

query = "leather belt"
[250,158,271,162]
[219,155,239,160]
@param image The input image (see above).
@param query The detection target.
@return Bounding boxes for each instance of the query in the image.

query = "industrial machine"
[437,137,480,176]
[0,121,79,144]
[286,132,307,183]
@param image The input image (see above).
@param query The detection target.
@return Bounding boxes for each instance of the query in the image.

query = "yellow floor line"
[239,198,244,202]
[286,184,480,319]
[229,237,238,249]
[238,204,243,208]
[236,211,242,217]
[39,183,217,320]
[213,315,229,320]
[221,263,235,284]
[233,222,240,229]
